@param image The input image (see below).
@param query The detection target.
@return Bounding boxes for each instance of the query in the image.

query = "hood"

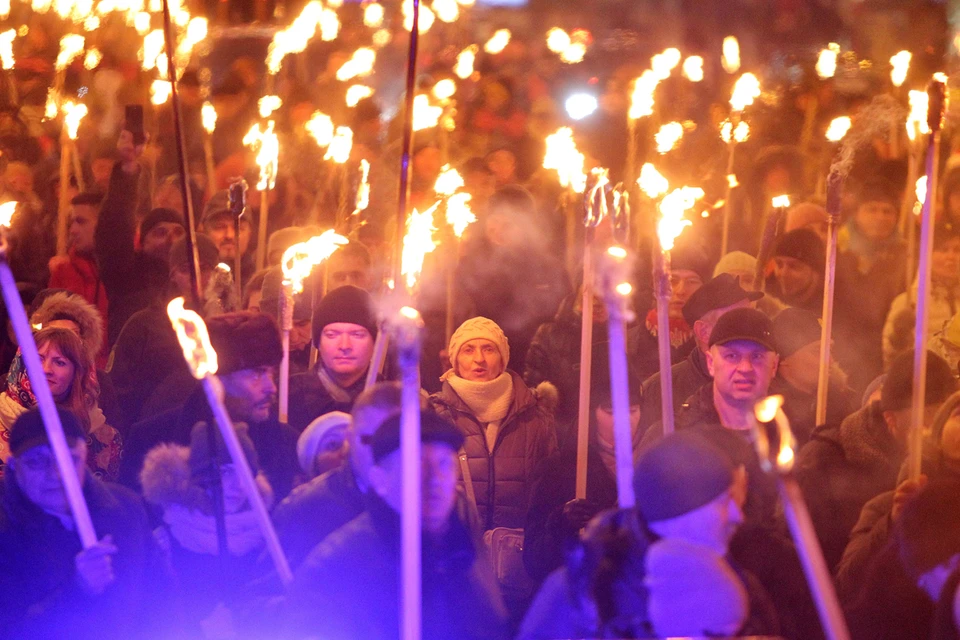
[837,401,903,468]
[30,291,104,363]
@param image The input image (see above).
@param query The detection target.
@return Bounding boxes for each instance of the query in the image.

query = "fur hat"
[207,312,282,375]
[447,317,510,376]
[29,291,104,363]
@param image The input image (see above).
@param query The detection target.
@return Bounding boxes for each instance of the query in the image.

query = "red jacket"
[47,250,109,364]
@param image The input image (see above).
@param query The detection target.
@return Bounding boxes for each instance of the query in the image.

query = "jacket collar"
[437,369,536,425]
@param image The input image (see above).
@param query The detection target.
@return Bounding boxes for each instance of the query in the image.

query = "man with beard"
[199,190,255,290]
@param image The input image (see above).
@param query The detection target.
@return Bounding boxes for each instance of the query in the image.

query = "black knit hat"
[682,273,764,325]
[771,308,822,358]
[140,207,184,240]
[670,242,712,283]
[634,432,734,523]
[370,411,465,463]
[188,421,259,480]
[882,350,957,412]
[897,480,960,580]
[312,285,378,346]
[207,311,283,375]
[169,233,220,270]
[708,307,777,352]
[772,229,825,273]
[9,407,86,457]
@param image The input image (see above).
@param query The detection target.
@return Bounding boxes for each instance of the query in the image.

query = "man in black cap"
[286,410,508,640]
[288,285,380,432]
[0,408,160,639]
[770,307,857,445]
[199,190,255,290]
[639,273,763,438]
[119,311,300,500]
[107,234,220,431]
[96,129,187,346]
[796,349,957,570]
[766,229,825,312]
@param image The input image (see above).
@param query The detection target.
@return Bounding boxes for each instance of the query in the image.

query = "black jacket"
[638,347,711,440]
[96,163,171,346]
[286,495,509,640]
[287,366,368,433]
[0,474,163,639]
[119,385,300,500]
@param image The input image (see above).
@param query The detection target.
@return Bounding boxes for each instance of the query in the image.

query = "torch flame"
[484,29,511,54]
[446,192,476,238]
[150,79,172,105]
[167,297,218,379]
[727,175,739,188]
[324,126,353,164]
[546,28,570,53]
[175,16,207,67]
[435,165,464,198]
[355,159,370,213]
[916,176,928,205]
[281,229,349,293]
[771,195,791,208]
[454,45,477,79]
[650,48,681,80]
[754,394,784,423]
[62,101,88,140]
[654,121,684,154]
[433,79,456,101]
[628,70,659,120]
[825,116,851,142]
[682,56,703,82]
[559,42,586,64]
[890,50,911,88]
[337,47,377,81]
[543,127,587,194]
[720,119,750,143]
[722,36,740,74]
[402,0,434,31]
[306,111,334,147]
[55,34,85,71]
[346,84,374,107]
[141,29,164,70]
[363,2,384,27]
[638,163,669,199]
[83,47,101,70]
[433,0,459,23]
[401,202,440,290]
[0,29,15,70]
[412,94,443,131]
[816,43,840,79]
[201,102,217,134]
[258,95,283,119]
[242,121,279,190]
[906,90,930,141]
[657,187,702,251]
[0,201,16,228]
[730,73,761,112]
[266,1,325,74]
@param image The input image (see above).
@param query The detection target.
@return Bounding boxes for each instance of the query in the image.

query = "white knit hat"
[447,317,510,374]
[296,411,351,474]
[713,251,756,278]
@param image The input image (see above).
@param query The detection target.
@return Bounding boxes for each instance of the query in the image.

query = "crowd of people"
[4,2,960,639]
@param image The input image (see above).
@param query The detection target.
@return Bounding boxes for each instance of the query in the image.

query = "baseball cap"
[708,307,776,352]
[682,273,764,325]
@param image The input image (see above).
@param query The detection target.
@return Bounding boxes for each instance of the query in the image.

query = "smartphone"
[125,105,145,146]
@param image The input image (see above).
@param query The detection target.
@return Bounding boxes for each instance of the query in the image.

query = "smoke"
[828,94,908,180]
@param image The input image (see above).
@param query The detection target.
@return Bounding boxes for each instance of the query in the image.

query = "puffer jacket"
[429,370,558,531]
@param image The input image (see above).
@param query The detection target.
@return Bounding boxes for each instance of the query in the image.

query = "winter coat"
[48,249,110,358]
[273,463,366,569]
[428,370,559,530]
[0,473,162,639]
[771,375,858,448]
[140,443,277,637]
[794,401,903,570]
[107,301,189,431]
[95,162,171,346]
[119,385,301,500]
[835,490,894,604]
[287,365,368,433]
[638,347,712,440]
[629,310,696,382]
[523,447,618,584]
[286,494,509,640]
[883,279,960,368]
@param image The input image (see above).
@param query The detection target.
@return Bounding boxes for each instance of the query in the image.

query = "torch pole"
[203,136,217,199]
[70,140,85,193]
[816,173,843,425]
[908,78,946,481]
[719,113,740,257]
[655,248,676,435]
[575,231,594,499]
[57,132,71,256]
[0,235,96,548]
[365,327,389,389]
[444,237,460,343]
[257,190,270,272]
[279,283,293,424]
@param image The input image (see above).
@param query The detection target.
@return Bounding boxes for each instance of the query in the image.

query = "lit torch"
[720,73,761,256]
[722,36,740,73]
[454,45,477,79]
[401,202,440,291]
[825,116,851,142]
[484,29,510,54]
[243,121,279,270]
[654,121,684,154]
[816,43,840,79]
[305,110,334,147]
[201,102,217,196]
[890,50,911,88]
[0,29,13,70]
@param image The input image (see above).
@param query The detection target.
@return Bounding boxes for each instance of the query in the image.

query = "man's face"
[171,265,213,298]
[669,269,703,319]
[370,443,458,535]
[594,403,641,446]
[13,440,87,516]
[855,200,898,241]
[779,341,821,393]
[68,204,98,254]
[932,237,960,286]
[887,402,944,447]
[329,255,371,291]
[647,487,744,556]
[319,323,374,382]
[487,150,517,185]
[707,341,779,405]
[203,215,251,261]
[221,365,278,423]
[142,222,186,261]
[773,256,818,301]
[290,319,312,352]
[91,158,114,189]
[456,338,504,382]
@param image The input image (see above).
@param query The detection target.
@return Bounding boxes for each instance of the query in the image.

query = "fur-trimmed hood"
[140,442,274,513]
[30,292,104,363]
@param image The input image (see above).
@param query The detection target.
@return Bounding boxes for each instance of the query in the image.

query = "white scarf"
[447,373,513,451]
[163,504,265,556]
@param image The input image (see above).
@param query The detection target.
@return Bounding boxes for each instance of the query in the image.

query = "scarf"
[447,372,513,451]
[163,503,265,556]
[317,366,354,403]
[645,309,693,348]
[843,219,902,273]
